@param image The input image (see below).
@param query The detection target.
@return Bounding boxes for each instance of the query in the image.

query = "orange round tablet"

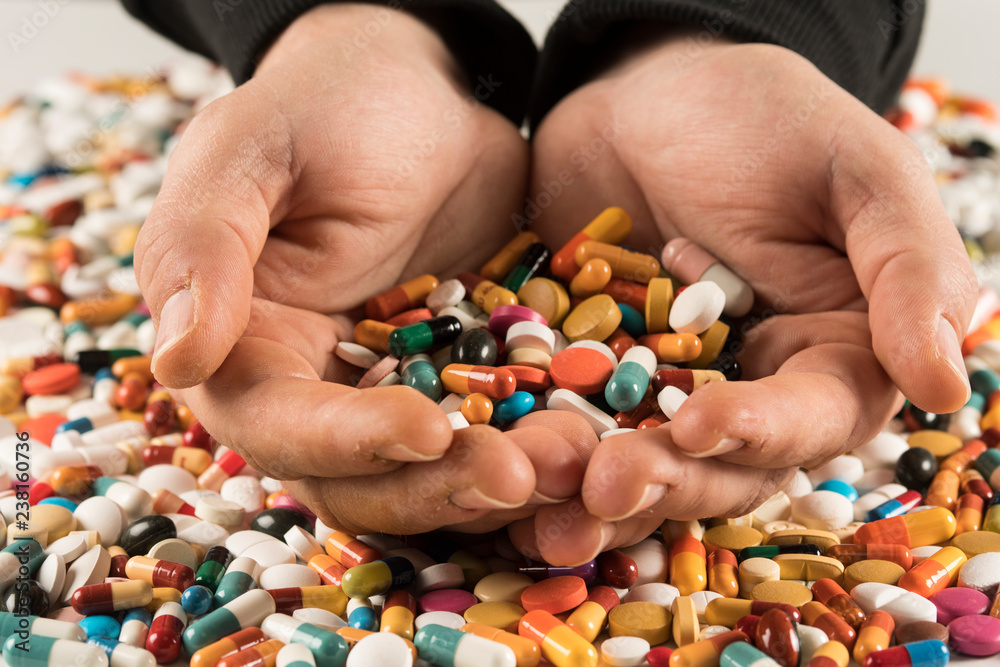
[520,576,588,614]
[22,363,81,395]
[549,347,614,394]
[20,413,66,446]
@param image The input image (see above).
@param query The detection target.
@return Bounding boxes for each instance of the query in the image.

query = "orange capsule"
[941,439,988,474]
[853,610,894,665]
[924,470,960,511]
[385,308,433,327]
[955,493,984,534]
[601,278,647,313]
[550,206,631,282]
[896,546,966,597]
[569,259,613,298]
[639,333,702,363]
[669,535,707,595]
[116,372,149,411]
[481,231,541,283]
[458,273,518,313]
[308,553,347,586]
[112,356,154,383]
[810,579,865,629]
[217,638,283,667]
[60,293,140,325]
[707,549,739,598]
[441,364,516,400]
[354,319,396,354]
[50,464,103,498]
[190,628,266,667]
[461,393,494,425]
[575,241,660,284]
[637,413,668,429]
[326,531,380,569]
[366,275,439,322]
[800,601,857,652]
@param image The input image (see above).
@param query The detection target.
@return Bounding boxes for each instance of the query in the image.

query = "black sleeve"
[529,0,925,127]
[119,0,537,125]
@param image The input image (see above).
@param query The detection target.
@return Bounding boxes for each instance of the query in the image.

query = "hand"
[522,34,977,561]
[136,4,543,534]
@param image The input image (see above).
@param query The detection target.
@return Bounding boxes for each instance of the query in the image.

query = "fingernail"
[376,444,443,462]
[938,315,972,402]
[151,289,195,374]
[605,484,665,521]
[579,523,617,563]
[450,487,524,510]
[529,491,572,505]
[683,437,745,459]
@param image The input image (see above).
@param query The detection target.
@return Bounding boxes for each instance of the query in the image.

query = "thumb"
[136,86,293,388]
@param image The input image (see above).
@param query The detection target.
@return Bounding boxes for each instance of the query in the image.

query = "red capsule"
[735,615,760,645]
[183,421,216,452]
[756,608,799,667]
[143,399,175,436]
[613,399,656,429]
[126,556,196,591]
[115,373,148,411]
[811,578,866,629]
[146,602,187,664]
[596,549,638,589]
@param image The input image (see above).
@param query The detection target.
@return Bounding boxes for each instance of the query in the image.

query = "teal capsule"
[605,345,656,411]
[0,540,45,590]
[262,614,349,667]
[400,354,442,401]
[964,390,986,411]
[493,391,535,424]
[970,368,1000,396]
[78,615,121,640]
[87,636,156,667]
[0,614,86,643]
[36,497,78,511]
[388,316,462,357]
[213,556,259,608]
[414,624,516,667]
[3,634,109,667]
[347,604,378,631]
[721,641,780,667]
[975,448,1000,480]
[341,556,415,599]
[617,303,647,338]
[814,479,858,502]
[182,589,275,655]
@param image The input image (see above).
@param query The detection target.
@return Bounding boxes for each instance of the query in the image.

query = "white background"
[0,0,998,104]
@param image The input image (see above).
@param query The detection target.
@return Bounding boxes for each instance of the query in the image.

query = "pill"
[562,294,622,342]
[550,207,631,282]
[549,346,615,394]
[482,232,541,283]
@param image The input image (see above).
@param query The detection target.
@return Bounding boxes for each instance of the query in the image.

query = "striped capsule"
[183,589,276,655]
[441,364,517,400]
[670,535,708,596]
[854,611,894,665]
[189,628,266,667]
[126,555,195,591]
[268,585,348,616]
[71,580,153,615]
[381,590,417,640]
[260,613,350,666]
[145,601,187,664]
[325,531,380,569]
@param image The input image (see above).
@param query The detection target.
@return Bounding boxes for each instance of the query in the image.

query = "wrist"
[258,3,463,87]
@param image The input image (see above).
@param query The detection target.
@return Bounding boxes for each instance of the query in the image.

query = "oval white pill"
[260,563,320,590]
[668,281,726,334]
[602,636,650,667]
[346,631,413,667]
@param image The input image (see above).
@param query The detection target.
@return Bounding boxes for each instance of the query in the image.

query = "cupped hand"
[522,34,977,560]
[136,4,546,534]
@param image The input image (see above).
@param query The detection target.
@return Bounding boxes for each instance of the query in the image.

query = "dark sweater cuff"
[121,0,537,125]
[529,0,925,128]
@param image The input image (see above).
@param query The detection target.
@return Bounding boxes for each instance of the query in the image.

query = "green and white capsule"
[414,624,516,667]
[400,354,442,401]
[261,613,348,667]
[277,643,317,667]
[0,613,86,643]
[213,556,261,608]
[604,345,656,411]
[3,634,109,667]
[182,589,275,655]
[720,641,781,667]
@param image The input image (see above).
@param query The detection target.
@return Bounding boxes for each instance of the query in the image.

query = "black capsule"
[251,508,312,541]
[388,316,462,357]
[119,514,177,558]
[895,447,939,493]
[451,328,499,366]
[902,403,950,432]
[707,355,742,381]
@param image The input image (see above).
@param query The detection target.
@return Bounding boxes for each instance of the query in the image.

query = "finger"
[508,410,599,502]
[179,312,452,480]
[827,106,977,413]
[670,316,898,468]
[581,425,793,523]
[285,425,536,535]
[135,82,295,388]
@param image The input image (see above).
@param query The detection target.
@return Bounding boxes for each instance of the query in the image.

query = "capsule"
[118,609,153,648]
[670,630,751,667]
[0,614,86,643]
[48,464,103,498]
[126,555,195,591]
[458,273,519,313]
[661,238,754,317]
[810,579,865,630]
[461,392,494,425]
[985,492,1000,533]
[190,628,267,667]
[800,602,856,652]
[307,554,347,587]
[736,544,822,562]
[348,598,379,631]
[519,609,597,667]
[183,589,276,655]
[482,232,542,282]
[325,531,380,569]
[381,591,417,640]
[825,544,913,570]
[574,241,658,284]
[341,556,415,599]
[268,585,348,616]
[145,601,187,664]
[181,586,215,617]
[720,642,781,667]
[854,611,894,665]
[152,488,197,516]
[214,557,262,608]
[400,354,443,401]
[564,585,618,643]
[93,477,153,521]
[388,316,463,357]
[260,613,349,665]
[87,636,156,667]
[569,258,613,298]
[106,545,129,578]
[705,600,801,628]
[862,640,949,667]
[440,364,516,400]
[924,470,960,511]
[851,507,956,547]
[79,615,122,640]
[896,545,966,597]
[353,319,396,353]
[461,623,540,667]
[140,444,212,474]
[366,274,439,321]
[604,345,656,412]
[651,368,726,394]
[197,449,246,491]
[954,493,984,534]
[865,490,924,522]
[71,580,154,615]
[639,333,703,363]
[217,638,283,667]
[975,447,1000,482]
[2,635,110,667]
[195,546,234,592]
[806,641,850,667]
[669,535,708,595]
[959,468,993,502]
[503,243,551,293]
[940,439,987,474]
[708,549,740,598]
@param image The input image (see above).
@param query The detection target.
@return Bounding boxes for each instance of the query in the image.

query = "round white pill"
[791,491,853,531]
[602,636,649,666]
[335,342,381,369]
[668,281,726,334]
[622,582,680,607]
[137,464,197,495]
[195,495,245,527]
[73,496,125,547]
[414,562,465,593]
[806,455,865,485]
[346,632,413,667]
[957,552,1000,597]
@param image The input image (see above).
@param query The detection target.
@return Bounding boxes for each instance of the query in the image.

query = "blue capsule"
[78,614,121,639]
[605,346,656,412]
[617,303,647,338]
[181,585,214,616]
[814,479,858,502]
[493,391,535,424]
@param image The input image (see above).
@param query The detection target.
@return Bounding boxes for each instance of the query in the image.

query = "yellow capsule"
[644,277,673,334]
[354,319,396,354]
[460,393,494,425]
[689,320,731,369]
[481,231,541,283]
[461,623,540,667]
[640,333,702,363]
[575,240,660,284]
[60,293,140,325]
[0,375,24,414]
[550,206,632,282]
[569,259,613,298]
[812,640,850,667]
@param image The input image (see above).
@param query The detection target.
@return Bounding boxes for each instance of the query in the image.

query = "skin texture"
[515,34,977,563]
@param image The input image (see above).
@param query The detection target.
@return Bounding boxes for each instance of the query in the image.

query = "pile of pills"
[1,60,1000,667]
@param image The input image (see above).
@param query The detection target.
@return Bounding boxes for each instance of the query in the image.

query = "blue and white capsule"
[347,598,379,631]
[261,613,349,667]
[213,556,261,608]
[87,636,157,667]
[414,624,516,667]
[3,634,109,667]
[605,345,656,411]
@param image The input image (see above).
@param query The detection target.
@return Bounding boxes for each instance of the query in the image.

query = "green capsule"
[388,316,462,357]
[605,346,656,412]
[400,355,442,401]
